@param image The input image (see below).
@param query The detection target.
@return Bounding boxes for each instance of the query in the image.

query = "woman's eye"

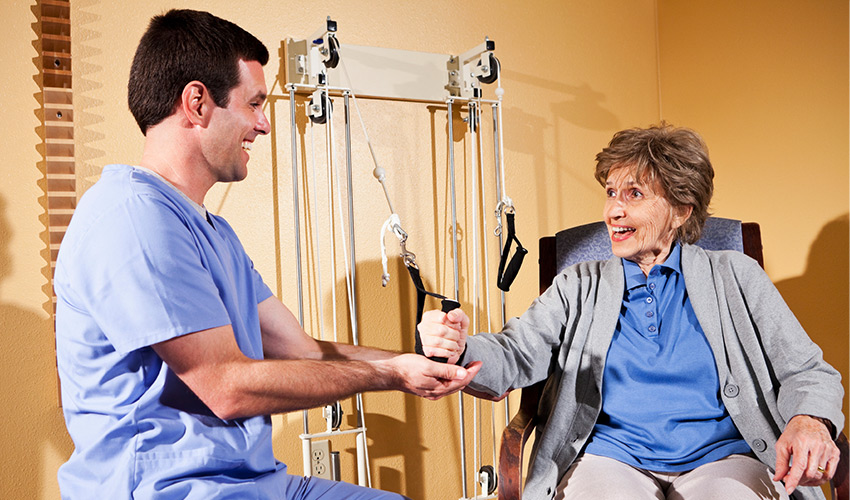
[606,189,616,197]
[631,189,643,199]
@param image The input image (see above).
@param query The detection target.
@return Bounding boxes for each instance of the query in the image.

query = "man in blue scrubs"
[54,9,479,499]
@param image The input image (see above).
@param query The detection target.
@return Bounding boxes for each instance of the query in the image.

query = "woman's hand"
[417,308,469,365]
[773,414,839,494]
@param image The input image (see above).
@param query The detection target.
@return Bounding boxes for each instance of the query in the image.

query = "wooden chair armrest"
[498,381,544,500]
[831,431,849,500]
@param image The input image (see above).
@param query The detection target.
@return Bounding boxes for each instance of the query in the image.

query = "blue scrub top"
[54,165,283,499]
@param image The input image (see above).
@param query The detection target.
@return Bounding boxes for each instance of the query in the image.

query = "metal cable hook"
[493,197,515,236]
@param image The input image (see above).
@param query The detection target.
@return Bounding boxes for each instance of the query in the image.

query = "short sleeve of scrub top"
[58,166,272,354]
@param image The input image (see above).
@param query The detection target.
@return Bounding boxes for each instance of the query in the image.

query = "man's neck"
[135,165,207,218]
[140,124,213,206]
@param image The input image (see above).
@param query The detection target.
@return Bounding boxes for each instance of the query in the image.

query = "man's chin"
[220,167,248,183]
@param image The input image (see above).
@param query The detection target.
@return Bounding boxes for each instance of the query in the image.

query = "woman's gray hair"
[594,123,715,244]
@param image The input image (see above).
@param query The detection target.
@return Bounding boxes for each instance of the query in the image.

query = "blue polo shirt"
[583,243,750,472]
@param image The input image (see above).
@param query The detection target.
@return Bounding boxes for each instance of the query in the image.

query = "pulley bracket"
[283,21,500,102]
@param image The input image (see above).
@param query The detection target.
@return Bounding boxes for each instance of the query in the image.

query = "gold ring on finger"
[817,466,826,473]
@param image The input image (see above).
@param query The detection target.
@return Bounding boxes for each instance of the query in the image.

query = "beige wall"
[657,0,849,435]
[1,1,76,499]
[1,0,845,498]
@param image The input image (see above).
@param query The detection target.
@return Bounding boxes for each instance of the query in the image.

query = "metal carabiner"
[402,249,418,269]
[494,199,514,236]
[395,225,418,269]
[493,201,505,237]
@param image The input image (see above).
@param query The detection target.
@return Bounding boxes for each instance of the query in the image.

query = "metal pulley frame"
[281,17,517,500]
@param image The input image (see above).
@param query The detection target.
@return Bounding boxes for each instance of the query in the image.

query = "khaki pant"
[555,453,790,500]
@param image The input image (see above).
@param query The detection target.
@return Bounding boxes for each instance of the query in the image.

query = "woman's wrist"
[799,414,835,437]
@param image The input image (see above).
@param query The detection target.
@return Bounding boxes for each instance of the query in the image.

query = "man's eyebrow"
[250,91,267,102]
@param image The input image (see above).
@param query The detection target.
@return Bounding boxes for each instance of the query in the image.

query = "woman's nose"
[605,198,625,219]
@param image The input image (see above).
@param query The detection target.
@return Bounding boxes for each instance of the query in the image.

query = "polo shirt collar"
[622,241,682,290]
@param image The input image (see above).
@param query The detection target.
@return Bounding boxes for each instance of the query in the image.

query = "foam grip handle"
[441,299,460,313]
[497,246,528,292]
[414,299,461,363]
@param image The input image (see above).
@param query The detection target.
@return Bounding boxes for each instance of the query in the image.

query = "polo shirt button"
[648,325,656,333]
[648,283,656,290]
[724,384,739,397]
[752,439,767,452]
[646,297,653,304]
[646,311,654,318]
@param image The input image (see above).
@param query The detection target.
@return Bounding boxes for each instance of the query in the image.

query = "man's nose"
[256,112,270,135]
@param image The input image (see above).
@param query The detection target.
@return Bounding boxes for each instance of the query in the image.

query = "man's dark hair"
[127,9,269,135]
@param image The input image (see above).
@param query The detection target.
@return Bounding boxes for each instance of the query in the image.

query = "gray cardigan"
[464,244,844,500]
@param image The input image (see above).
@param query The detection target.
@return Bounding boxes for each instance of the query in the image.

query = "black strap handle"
[408,265,459,363]
[496,211,527,292]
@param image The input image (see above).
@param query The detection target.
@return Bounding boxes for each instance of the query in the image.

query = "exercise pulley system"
[278,17,525,499]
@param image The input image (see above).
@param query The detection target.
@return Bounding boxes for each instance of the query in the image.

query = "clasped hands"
[418,308,509,401]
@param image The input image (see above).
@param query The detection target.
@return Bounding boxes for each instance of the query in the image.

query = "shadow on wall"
[344,258,503,498]
[501,69,620,133]
[503,72,622,245]
[70,2,106,193]
[774,214,850,431]
[346,257,443,500]
[275,255,481,499]
[0,194,74,499]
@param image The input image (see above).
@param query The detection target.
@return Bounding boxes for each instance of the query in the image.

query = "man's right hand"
[418,308,470,365]
[385,354,481,400]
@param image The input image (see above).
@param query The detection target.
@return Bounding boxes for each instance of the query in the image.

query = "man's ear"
[180,81,212,127]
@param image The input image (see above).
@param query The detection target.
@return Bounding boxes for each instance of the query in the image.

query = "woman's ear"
[672,205,693,230]
[180,81,211,127]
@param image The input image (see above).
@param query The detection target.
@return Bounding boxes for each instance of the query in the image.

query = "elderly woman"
[419,124,844,500]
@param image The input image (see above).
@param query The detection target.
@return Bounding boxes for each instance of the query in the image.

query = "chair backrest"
[539,218,764,294]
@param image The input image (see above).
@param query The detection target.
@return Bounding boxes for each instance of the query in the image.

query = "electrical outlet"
[311,440,332,479]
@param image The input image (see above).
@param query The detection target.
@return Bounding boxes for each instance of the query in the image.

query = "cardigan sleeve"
[726,252,845,438]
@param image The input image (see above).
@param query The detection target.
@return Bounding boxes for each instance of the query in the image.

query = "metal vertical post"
[343,92,371,487]
[447,99,469,499]
[491,102,510,426]
[288,85,312,475]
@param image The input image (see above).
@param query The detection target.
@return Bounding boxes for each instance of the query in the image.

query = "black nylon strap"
[407,265,459,363]
[496,211,527,292]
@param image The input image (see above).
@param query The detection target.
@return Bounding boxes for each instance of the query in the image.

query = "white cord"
[494,58,509,205]
[323,89,340,344]
[308,120,327,342]
[379,213,405,286]
[337,52,410,286]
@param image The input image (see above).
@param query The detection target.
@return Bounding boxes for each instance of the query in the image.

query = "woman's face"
[603,167,690,274]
